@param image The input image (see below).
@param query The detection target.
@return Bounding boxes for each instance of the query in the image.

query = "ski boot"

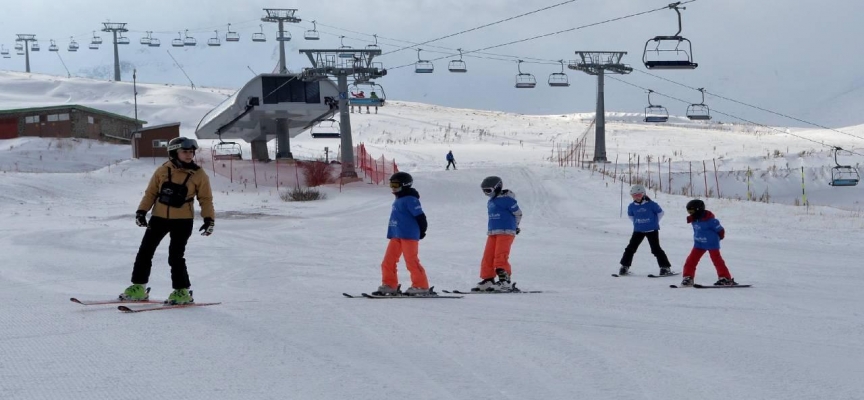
[372,284,401,296]
[165,288,194,305]
[713,277,737,286]
[404,287,436,296]
[495,268,514,291]
[119,284,149,301]
[618,265,630,276]
[680,276,694,287]
[472,278,498,292]
[659,266,673,276]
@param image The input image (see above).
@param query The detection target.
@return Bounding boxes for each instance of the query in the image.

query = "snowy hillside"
[1,72,864,400]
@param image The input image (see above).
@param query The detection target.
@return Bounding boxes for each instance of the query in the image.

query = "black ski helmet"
[686,199,705,218]
[389,171,413,192]
[481,176,503,195]
[167,137,199,160]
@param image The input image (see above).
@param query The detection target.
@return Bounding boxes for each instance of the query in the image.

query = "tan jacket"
[137,161,215,220]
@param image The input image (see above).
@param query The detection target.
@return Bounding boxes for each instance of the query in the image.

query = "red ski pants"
[480,234,515,279]
[682,248,732,279]
[381,238,429,289]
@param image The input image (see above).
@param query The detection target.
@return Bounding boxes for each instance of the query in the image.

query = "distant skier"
[474,176,522,292]
[120,137,215,305]
[679,199,736,286]
[374,172,434,296]
[445,150,457,170]
[618,184,673,276]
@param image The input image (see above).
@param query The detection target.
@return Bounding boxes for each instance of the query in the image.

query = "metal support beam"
[15,34,37,73]
[101,22,128,81]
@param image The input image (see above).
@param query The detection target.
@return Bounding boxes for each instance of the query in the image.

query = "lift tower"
[262,8,301,74]
[299,49,386,178]
[15,34,37,73]
[101,22,128,81]
[569,51,632,163]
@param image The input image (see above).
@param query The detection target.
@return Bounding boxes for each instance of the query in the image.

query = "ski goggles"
[167,138,199,151]
[389,181,402,189]
[482,188,494,194]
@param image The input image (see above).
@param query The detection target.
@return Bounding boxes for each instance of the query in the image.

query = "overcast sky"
[2,0,863,128]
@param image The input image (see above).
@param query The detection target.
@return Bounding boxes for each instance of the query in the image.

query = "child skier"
[446,151,457,170]
[120,137,215,305]
[475,176,522,291]
[680,199,736,286]
[618,184,673,276]
[374,172,433,296]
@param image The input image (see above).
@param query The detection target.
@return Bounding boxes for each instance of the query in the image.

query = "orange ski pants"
[480,234,515,279]
[381,238,429,289]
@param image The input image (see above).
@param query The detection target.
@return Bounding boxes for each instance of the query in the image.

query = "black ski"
[342,292,463,299]
[442,289,543,294]
[693,284,752,289]
[648,272,680,278]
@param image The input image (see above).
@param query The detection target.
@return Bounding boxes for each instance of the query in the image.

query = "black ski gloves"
[135,210,148,228]
[199,217,214,236]
[415,213,428,240]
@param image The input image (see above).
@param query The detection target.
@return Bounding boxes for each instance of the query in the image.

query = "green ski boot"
[119,284,149,301]
[165,288,194,305]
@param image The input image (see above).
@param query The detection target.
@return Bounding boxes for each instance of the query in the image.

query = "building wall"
[133,125,180,158]
[2,107,142,142]
[0,117,17,139]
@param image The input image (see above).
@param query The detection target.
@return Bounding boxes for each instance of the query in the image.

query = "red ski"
[71,287,158,305]
[117,302,221,313]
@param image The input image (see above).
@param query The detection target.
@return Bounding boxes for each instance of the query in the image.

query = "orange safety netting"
[354,143,398,185]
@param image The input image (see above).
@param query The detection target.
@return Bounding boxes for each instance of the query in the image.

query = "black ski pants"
[132,217,194,289]
[446,160,456,169]
[619,230,671,268]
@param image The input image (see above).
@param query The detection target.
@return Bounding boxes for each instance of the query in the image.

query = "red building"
[132,123,181,158]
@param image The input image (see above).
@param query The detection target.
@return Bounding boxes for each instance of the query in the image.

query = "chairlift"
[304,20,320,40]
[644,90,669,123]
[225,24,240,42]
[184,30,197,46]
[548,59,570,87]
[415,48,434,73]
[252,24,266,42]
[31,42,40,52]
[140,31,152,45]
[149,38,161,47]
[515,60,536,88]
[642,2,698,70]
[172,32,185,47]
[829,147,860,187]
[15,43,24,55]
[49,39,59,52]
[338,36,354,59]
[1,45,10,58]
[277,30,291,42]
[348,81,386,108]
[208,30,221,47]
[117,35,130,45]
[310,119,341,139]
[91,31,103,45]
[68,37,79,52]
[212,140,243,161]
[365,34,380,51]
[88,42,99,50]
[686,87,711,120]
[448,48,467,73]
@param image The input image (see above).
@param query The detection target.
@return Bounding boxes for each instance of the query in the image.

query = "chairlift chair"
[14,43,24,55]
[1,46,10,58]
[31,42,40,52]
[88,42,99,50]
[548,59,570,87]
[68,37,79,52]
[91,31,103,45]
[225,24,240,42]
[172,32,185,47]
[365,34,380,51]
[304,21,320,40]
[310,119,341,139]
[208,30,221,47]
[415,48,434,73]
[642,3,698,70]
[515,60,536,88]
[48,40,59,52]
[252,25,266,42]
[338,36,354,59]
[140,32,152,45]
[829,147,860,187]
[117,35,130,45]
[644,90,669,123]
[448,48,467,73]
[212,140,243,161]
[348,81,386,108]
[183,30,197,46]
[277,30,291,42]
[686,87,711,120]
[149,37,161,47]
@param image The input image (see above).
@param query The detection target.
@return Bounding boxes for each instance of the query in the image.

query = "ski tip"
[70,298,82,304]
[611,274,620,277]
[669,285,678,288]
[117,305,134,312]
[342,293,355,298]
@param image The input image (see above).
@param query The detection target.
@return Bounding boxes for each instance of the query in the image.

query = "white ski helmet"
[629,184,646,196]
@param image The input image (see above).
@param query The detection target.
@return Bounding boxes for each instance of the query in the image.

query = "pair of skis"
[70,289,220,313]
[613,272,681,278]
[669,284,752,289]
